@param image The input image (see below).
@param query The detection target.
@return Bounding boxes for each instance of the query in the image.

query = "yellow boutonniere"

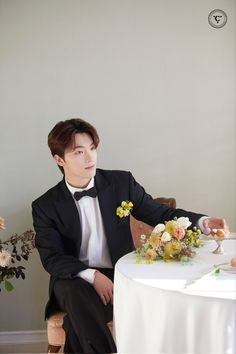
[116,200,133,218]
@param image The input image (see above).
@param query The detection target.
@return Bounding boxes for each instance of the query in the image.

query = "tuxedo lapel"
[56,180,82,251]
[94,169,134,265]
[95,170,118,244]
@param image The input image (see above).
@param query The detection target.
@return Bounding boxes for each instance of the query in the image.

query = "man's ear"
[53,154,65,167]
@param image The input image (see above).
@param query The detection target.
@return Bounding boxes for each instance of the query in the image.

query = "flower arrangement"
[116,200,133,218]
[0,230,35,292]
[135,217,203,263]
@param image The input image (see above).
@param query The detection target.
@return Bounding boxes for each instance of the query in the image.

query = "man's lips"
[85,165,95,170]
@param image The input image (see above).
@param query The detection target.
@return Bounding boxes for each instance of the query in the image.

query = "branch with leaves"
[0,230,35,292]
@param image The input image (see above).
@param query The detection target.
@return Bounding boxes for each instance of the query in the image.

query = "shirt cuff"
[197,216,209,233]
[78,269,97,284]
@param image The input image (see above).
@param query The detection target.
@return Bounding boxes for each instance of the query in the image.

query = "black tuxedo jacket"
[32,169,204,317]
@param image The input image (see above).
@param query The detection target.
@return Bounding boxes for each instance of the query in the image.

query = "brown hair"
[48,118,100,173]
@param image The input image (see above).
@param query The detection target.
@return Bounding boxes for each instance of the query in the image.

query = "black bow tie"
[74,187,97,201]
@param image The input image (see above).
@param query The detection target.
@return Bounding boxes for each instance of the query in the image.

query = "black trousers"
[53,268,117,354]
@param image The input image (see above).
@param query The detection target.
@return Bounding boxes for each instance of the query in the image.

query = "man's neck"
[65,177,92,189]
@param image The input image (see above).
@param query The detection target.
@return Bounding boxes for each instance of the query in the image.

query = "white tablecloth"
[114,238,236,354]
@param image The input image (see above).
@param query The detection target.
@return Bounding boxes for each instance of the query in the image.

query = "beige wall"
[0,0,235,331]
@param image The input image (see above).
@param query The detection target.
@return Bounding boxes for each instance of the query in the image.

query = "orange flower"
[230,257,236,267]
[173,227,185,240]
[145,249,157,260]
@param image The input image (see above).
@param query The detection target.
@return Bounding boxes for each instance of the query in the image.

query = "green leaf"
[5,280,14,292]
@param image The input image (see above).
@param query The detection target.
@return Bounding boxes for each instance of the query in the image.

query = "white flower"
[161,231,171,242]
[153,223,165,234]
[176,217,192,229]
[0,249,12,267]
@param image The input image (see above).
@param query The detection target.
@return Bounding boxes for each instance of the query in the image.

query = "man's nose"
[85,151,92,162]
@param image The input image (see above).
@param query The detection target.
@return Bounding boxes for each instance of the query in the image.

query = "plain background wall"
[0,0,235,331]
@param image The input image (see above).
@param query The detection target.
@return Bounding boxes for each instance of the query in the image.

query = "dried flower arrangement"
[0,230,35,292]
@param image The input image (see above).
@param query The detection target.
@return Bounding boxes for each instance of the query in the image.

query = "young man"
[32,118,229,354]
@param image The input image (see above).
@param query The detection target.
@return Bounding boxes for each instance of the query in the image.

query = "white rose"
[176,217,192,229]
[153,223,165,234]
[161,231,171,242]
[0,249,12,267]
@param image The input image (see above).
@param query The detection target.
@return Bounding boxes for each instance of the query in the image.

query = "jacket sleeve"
[32,200,88,279]
[128,172,206,227]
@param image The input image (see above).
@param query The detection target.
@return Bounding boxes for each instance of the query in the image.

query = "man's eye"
[75,150,83,155]
[91,146,96,151]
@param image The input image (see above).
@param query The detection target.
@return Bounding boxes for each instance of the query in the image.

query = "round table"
[114,237,236,354]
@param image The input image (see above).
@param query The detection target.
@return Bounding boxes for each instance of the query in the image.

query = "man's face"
[54,133,97,188]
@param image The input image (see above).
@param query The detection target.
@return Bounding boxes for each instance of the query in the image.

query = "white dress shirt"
[66,178,112,284]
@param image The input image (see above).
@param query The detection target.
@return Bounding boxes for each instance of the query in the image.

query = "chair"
[47,313,113,353]
[130,197,176,248]
[47,197,176,353]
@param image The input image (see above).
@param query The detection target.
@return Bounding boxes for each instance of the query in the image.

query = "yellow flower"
[121,201,127,208]
[116,207,125,218]
[163,240,182,258]
[149,232,161,249]
[127,201,133,209]
[121,201,133,210]
[116,200,133,218]
[165,220,178,235]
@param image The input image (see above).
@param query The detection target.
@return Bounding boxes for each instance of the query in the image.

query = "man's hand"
[203,217,230,236]
[93,271,113,306]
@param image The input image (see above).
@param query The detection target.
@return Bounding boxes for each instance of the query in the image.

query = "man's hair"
[48,118,100,173]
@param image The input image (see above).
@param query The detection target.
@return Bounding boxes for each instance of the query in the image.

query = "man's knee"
[54,277,95,299]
